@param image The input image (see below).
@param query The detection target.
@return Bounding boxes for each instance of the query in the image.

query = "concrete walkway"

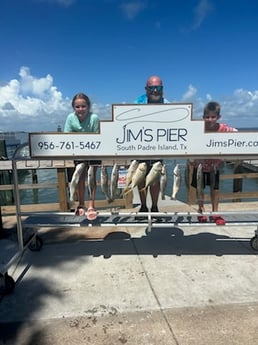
[1,198,258,344]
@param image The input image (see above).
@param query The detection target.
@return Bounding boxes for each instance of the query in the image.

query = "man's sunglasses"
[147,85,163,92]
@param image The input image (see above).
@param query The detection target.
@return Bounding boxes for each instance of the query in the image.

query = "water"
[19,170,59,205]
[3,132,28,159]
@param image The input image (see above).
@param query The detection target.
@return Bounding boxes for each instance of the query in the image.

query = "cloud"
[1,66,258,133]
[180,84,258,128]
[0,66,113,132]
[0,67,70,132]
[222,89,258,123]
[186,0,213,31]
[19,67,54,98]
[182,84,198,101]
[120,1,147,20]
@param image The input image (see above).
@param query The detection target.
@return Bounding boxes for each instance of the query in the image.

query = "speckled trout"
[124,160,138,189]
[196,163,204,202]
[160,163,168,200]
[69,162,86,202]
[87,165,96,197]
[101,165,111,202]
[171,164,181,200]
[110,163,119,201]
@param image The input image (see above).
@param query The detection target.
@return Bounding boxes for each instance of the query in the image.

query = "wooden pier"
[242,160,258,172]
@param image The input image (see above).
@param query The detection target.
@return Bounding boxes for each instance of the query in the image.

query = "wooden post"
[31,169,39,204]
[0,140,7,159]
[0,206,4,238]
[57,168,69,211]
[233,161,243,202]
[124,190,133,209]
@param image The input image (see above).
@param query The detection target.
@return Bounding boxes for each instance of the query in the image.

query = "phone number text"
[37,141,101,150]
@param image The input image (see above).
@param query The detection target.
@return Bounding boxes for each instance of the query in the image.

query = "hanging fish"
[101,165,112,202]
[160,163,168,200]
[140,161,163,192]
[124,162,147,195]
[69,162,86,202]
[210,164,216,190]
[124,160,138,191]
[171,163,181,200]
[184,160,191,190]
[196,163,204,202]
[87,165,96,197]
[110,163,119,201]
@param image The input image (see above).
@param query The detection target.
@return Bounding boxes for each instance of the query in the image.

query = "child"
[191,101,237,225]
[64,93,100,220]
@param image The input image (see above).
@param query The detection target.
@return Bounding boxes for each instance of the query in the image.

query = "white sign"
[29,103,258,159]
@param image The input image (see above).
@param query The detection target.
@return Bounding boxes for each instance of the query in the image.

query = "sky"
[0,0,258,132]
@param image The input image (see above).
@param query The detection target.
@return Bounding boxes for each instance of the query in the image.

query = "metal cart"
[1,150,258,295]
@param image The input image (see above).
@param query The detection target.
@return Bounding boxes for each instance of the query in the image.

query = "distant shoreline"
[237,127,258,131]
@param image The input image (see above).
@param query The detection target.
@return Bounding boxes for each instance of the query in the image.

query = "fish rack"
[1,156,258,296]
[21,210,258,250]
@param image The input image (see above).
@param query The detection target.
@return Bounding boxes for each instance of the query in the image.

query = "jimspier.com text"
[206,138,258,148]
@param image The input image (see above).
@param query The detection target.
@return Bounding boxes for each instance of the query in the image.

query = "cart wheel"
[0,273,15,295]
[29,235,43,251]
[145,227,152,235]
[250,236,258,251]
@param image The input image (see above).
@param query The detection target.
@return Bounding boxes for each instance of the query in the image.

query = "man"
[135,75,168,104]
[134,75,169,219]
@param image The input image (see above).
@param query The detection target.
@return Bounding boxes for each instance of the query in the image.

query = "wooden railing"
[0,159,132,216]
[187,160,258,204]
[1,159,258,216]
